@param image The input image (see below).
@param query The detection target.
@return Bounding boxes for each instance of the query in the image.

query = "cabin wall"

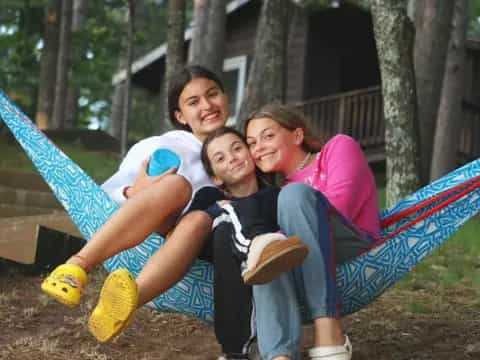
[224,1,260,62]
[304,4,381,100]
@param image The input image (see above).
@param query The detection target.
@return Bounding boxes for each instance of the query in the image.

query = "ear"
[293,128,305,145]
[212,175,224,187]
[175,110,188,126]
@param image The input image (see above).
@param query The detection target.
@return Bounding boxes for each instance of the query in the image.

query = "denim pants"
[253,183,375,360]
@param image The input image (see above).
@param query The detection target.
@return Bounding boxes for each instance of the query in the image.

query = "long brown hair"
[243,104,325,153]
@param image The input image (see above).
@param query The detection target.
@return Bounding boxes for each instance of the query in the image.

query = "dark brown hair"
[168,65,225,131]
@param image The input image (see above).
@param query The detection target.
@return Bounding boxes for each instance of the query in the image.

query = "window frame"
[222,55,247,125]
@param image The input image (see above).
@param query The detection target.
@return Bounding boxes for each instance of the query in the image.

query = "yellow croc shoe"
[41,263,87,307]
[88,269,138,343]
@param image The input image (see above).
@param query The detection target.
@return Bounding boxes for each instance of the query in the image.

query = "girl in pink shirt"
[287,134,380,241]
[245,104,381,360]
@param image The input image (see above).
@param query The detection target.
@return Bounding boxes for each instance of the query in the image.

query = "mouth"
[202,110,220,123]
[230,162,246,172]
[257,152,275,163]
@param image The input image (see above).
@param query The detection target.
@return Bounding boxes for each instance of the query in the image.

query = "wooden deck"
[294,86,480,163]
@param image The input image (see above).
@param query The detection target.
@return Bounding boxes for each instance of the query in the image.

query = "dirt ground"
[1,263,480,360]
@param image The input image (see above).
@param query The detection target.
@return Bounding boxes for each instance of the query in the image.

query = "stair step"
[0,203,56,218]
[0,185,61,209]
[0,211,82,264]
[0,170,51,191]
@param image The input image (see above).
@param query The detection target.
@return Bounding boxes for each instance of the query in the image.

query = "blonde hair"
[244,104,325,153]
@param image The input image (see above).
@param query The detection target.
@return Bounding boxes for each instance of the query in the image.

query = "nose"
[250,140,263,157]
[227,152,237,163]
[199,96,213,110]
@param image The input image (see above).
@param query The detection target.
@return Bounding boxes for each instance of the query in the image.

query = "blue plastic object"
[147,148,181,176]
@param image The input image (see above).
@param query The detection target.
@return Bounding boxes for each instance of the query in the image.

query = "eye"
[208,89,220,98]
[264,133,274,140]
[187,99,199,106]
[214,155,224,163]
[246,140,256,148]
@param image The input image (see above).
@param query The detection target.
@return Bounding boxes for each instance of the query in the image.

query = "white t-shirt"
[101,130,214,212]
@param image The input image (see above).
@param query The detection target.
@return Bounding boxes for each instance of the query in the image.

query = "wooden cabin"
[113,0,480,163]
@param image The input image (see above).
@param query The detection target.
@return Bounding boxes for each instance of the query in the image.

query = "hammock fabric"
[1,91,479,322]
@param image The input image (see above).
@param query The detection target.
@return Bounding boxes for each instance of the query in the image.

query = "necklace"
[295,152,312,173]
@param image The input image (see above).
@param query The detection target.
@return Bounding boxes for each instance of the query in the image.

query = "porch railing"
[460,101,480,161]
[295,86,480,163]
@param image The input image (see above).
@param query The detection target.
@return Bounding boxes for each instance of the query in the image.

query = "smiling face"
[175,77,229,141]
[206,132,257,189]
[246,117,305,175]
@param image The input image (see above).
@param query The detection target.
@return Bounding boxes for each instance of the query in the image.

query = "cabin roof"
[112,0,252,85]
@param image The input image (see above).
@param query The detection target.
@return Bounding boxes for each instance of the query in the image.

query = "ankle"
[313,318,345,346]
[66,254,89,272]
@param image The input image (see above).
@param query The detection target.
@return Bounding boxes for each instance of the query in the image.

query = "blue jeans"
[253,183,374,360]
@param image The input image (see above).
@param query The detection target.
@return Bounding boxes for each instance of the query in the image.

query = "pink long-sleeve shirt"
[286,134,381,241]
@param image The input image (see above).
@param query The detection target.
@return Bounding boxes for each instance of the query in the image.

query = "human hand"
[125,158,177,198]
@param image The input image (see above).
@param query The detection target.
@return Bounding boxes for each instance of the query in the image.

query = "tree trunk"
[35,0,61,130]
[430,0,467,181]
[109,80,126,139]
[370,0,421,207]
[164,0,186,123]
[188,0,226,76]
[121,0,136,157]
[414,0,454,183]
[51,0,73,130]
[65,0,88,129]
[237,0,289,129]
[188,0,209,64]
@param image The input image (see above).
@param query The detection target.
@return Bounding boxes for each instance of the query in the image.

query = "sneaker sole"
[243,237,308,285]
[88,269,138,342]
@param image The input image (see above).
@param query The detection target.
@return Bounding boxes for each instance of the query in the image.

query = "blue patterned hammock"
[1,90,479,322]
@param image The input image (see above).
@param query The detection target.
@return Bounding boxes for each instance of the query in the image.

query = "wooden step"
[0,170,51,191]
[0,185,61,209]
[0,203,56,218]
[0,211,83,264]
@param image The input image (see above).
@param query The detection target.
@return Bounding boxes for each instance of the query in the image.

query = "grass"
[399,218,480,290]
[0,138,120,183]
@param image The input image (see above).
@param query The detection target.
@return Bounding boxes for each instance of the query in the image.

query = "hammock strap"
[381,175,480,228]
[382,177,480,241]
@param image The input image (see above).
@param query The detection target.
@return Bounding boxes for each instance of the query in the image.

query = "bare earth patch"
[1,265,479,360]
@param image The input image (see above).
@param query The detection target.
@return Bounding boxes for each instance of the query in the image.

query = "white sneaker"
[308,335,352,360]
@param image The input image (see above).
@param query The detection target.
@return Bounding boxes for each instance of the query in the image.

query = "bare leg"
[86,208,213,343]
[313,317,345,346]
[136,210,213,306]
[67,175,192,272]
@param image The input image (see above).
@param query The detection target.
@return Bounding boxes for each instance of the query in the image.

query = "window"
[222,55,247,126]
